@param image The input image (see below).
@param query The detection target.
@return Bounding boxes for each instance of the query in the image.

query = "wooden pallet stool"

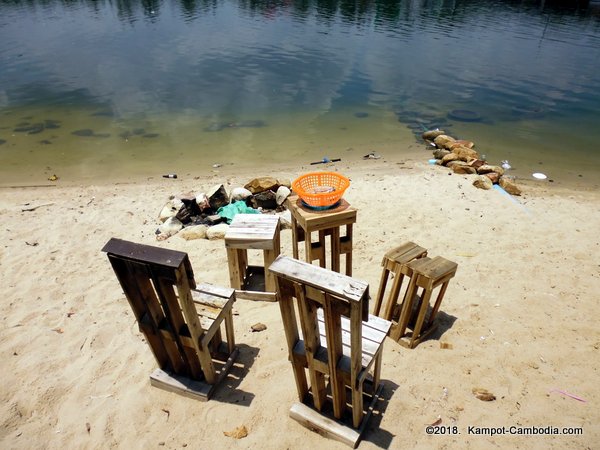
[269,255,391,448]
[286,195,357,276]
[372,242,428,319]
[102,238,238,401]
[224,214,280,302]
[390,256,458,348]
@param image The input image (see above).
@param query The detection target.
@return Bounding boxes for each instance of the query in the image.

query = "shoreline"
[1,155,599,449]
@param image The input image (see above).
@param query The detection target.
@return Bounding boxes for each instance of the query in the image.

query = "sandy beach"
[1,155,599,449]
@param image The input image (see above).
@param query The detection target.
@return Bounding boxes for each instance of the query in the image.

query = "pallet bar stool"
[225,214,280,301]
[390,256,458,348]
[269,255,391,448]
[372,242,428,318]
[102,238,238,401]
[286,195,357,276]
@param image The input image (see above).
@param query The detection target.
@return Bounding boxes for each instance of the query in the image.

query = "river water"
[1,0,599,186]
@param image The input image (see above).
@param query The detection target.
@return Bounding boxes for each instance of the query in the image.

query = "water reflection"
[1,0,599,184]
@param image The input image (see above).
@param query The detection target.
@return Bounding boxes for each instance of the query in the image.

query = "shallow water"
[1,0,599,186]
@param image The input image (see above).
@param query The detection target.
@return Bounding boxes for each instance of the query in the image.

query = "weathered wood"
[234,290,277,302]
[272,258,391,443]
[286,195,356,276]
[289,381,384,449]
[103,238,237,401]
[225,215,280,296]
[392,255,458,348]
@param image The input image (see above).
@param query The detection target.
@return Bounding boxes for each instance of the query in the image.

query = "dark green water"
[1,0,599,185]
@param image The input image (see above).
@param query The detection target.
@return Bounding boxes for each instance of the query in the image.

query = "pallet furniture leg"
[372,267,390,316]
[226,248,243,290]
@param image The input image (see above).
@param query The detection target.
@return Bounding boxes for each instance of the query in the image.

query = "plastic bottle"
[162,174,177,179]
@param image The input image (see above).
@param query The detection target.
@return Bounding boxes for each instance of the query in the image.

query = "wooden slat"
[103,237,187,269]
[225,214,279,250]
[289,381,384,449]
[269,256,368,305]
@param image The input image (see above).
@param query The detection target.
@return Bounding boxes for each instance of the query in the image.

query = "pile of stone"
[156,177,292,241]
[422,129,522,195]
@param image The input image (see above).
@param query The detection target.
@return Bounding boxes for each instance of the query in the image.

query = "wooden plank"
[150,346,239,401]
[225,214,279,249]
[349,300,363,428]
[234,290,277,302]
[323,294,345,419]
[295,284,327,411]
[226,248,243,290]
[102,238,187,269]
[275,277,309,401]
[269,256,368,306]
[195,283,235,300]
[288,382,383,448]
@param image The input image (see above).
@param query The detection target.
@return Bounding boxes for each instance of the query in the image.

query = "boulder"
[452,146,479,161]
[484,172,500,184]
[158,198,183,223]
[433,149,451,160]
[453,165,477,175]
[450,140,475,149]
[433,134,456,150]
[473,175,493,190]
[156,217,183,240]
[422,129,446,141]
[468,159,486,169]
[477,165,505,176]
[245,177,279,194]
[230,187,253,203]
[178,224,209,240]
[276,186,291,206]
[250,190,277,210]
[207,184,230,210]
[446,160,467,168]
[277,178,292,189]
[206,223,229,240]
[499,177,522,196]
[441,153,459,165]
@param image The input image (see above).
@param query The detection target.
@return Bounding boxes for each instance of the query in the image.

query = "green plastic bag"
[217,201,260,224]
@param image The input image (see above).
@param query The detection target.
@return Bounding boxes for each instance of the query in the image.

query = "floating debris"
[354,111,369,118]
[532,172,547,180]
[501,160,512,170]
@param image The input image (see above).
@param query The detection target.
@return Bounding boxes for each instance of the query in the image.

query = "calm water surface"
[1,0,599,185]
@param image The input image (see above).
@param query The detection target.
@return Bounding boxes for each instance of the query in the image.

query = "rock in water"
[452,146,479,161]
[433,134,456,150]
[422,129,446,141]
[433,149,451,160]
[207,184,230,210]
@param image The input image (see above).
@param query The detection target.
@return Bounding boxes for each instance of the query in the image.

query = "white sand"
[1,156,599,449]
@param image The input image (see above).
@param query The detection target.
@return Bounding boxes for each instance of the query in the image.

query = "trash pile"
[422,130,522,195]
[156,177,292,241]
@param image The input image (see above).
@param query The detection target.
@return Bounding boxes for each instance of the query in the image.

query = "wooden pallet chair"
[102,238,238,401]
[269,255,391,448]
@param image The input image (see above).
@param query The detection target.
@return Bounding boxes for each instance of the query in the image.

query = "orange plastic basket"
[292,172,350,208]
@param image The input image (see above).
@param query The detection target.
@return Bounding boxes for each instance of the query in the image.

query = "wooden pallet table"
[224,214,280,301]
[286,195,357,276]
